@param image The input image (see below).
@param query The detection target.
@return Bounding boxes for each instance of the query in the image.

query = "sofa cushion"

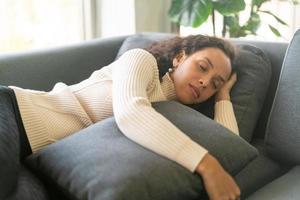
[8,165,49,200]
[229,44,272,141]
[117,33,272,142]
[265,29,300,165]
[0,87,19,199]
[25,101,258,200]
[0,86,48,200]
[247,166,300,200]
[234,139,289,199]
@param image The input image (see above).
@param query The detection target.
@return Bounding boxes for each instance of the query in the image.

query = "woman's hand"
[196,153,241,200]
[215,72,237,102]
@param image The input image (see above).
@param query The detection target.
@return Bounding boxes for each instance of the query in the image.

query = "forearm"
[114,102,208,172]
[214,91,239,135]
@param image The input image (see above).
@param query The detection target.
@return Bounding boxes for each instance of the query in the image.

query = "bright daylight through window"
[0,0,84,53]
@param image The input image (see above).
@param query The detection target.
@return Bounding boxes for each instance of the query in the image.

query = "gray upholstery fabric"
[234,139,291,199]
[0,36,126,91]
[265,29,300,164]
[25,101,257,200]
[0,87,20,199]
[246,166,300,200]
[230,40,288,140]
[231,45,272,142]
[6,166,49,200]
[0,86,48,200]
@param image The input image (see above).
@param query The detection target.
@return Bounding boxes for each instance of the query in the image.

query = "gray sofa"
[0,30,299,200]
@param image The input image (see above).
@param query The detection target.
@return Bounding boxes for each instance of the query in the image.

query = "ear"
[172,51,186,68]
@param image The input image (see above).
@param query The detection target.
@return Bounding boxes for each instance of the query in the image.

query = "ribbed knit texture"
[10,48,238,172]
[214,100,239,135]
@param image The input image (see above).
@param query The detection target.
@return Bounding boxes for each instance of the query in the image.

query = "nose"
[198,78,209,88]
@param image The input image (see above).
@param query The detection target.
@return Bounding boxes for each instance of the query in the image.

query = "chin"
[177,96,196,105]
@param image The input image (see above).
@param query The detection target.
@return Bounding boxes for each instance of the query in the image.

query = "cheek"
[173,70,190,90]
[173,83,193,104]
[199,89,217,102]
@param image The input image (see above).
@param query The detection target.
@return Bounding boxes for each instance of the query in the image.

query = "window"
[0,0,84,53]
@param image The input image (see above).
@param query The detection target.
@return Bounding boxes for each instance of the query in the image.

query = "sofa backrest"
[0,36,126,91]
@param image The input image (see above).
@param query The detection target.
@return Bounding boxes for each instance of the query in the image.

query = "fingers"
[199,156,241,200]
[231,72,237,82]
[222,72,237,92]
[230,184,241,200]
[228,72,237,85]
[226,175,241,200]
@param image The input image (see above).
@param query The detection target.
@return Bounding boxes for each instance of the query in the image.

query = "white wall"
[98,0,173,38]
[293,4,300,34]
[100,0,136,38]
[135,0,172,33]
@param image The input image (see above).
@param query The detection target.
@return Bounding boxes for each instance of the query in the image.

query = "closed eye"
[197,60,210,72]
[199,65,208,72]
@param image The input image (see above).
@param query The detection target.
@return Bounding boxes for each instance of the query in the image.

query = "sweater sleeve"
[112,49,208,172]
[214,100,239,135]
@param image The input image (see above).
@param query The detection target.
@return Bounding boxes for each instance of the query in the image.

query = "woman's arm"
[214,73,239,135]
[112,51,240,199]
[112,49,207,172]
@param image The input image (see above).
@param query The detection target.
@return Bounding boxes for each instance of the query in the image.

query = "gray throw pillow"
[232,45,272,142]
[116,33,272,142]
[25,101,258,200]
[265,29,300,165]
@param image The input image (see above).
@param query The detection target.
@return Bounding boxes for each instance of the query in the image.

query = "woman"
[8,34,240,200]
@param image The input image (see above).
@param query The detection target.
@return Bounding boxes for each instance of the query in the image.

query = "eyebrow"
[204,57,226,83]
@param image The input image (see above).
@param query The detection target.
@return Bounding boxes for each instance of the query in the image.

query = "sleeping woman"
[4,34,240,200]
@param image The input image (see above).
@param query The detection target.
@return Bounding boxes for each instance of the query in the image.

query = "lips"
[189,84,200,99]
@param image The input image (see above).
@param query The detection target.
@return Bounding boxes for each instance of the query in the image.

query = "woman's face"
[170,47,232,104]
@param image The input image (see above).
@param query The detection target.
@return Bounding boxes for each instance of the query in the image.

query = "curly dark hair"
[145,34,237,80]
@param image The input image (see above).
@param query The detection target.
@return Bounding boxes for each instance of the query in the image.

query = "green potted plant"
[168,0,298,37]
[168,0,246,36]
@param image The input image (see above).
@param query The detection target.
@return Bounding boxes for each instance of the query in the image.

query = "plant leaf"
[268,24,281,37]
[168,0,213,27]
[244,13,261,33]
[214,0,246,15]
[259,10,288,26]
[252,0,269,8]
[224,16,240,37]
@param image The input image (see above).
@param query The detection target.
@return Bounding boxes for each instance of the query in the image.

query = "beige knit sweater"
[10,48,239,172]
